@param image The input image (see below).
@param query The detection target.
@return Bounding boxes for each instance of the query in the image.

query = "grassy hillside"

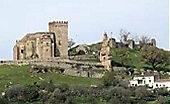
[0,65,102,93]
[88,43,170,70]
[111,48,145,68]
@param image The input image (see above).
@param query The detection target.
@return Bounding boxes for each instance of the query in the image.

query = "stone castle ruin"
[106,34,156,49]
[13,21,68,61]
[100,32,112,70]
[99,31,157,70]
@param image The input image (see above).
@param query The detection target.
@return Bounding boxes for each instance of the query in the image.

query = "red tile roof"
[155,79,170,82]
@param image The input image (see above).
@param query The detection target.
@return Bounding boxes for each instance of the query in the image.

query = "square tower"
[49,21,68,57]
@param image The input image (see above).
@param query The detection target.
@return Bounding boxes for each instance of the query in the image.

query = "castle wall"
[128,40,135,49]
[13,32,56,61]
[41,36,53,59]
[25,40,34,59]
[13,45,19,61]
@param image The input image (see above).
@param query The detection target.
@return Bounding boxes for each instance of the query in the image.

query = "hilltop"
[69,42,170,71]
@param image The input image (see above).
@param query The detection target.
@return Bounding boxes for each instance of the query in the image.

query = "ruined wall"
[41,35,53,59]
[109,38,116,48]
[151,38,156,47]
[128,40,135,49]
[49,21,68,57]
[14,32,55,61]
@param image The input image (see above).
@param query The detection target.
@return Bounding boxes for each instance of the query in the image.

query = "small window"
[149,80,151,82]
[138,80,143,84]
[58,40,61,45]
[156,84,158,87]
[21,50,24,53]
[46,42,49,46]
[46,49,48,52]
[101,53,106,56]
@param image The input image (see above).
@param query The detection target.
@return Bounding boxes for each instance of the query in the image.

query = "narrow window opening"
[59,40,62,45]
[21,50,24,53]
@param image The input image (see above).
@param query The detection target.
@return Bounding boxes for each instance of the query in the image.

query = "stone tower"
[49,21,68,57]
[100,32,112,70]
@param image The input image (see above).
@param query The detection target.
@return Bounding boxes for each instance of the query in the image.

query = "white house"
[129,75,155,87]
[129,74,170,90]
[153,79,170,90]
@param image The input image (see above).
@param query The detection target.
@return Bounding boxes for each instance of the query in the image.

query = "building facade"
[129,75,155,87]
[153,79,170,90]
[129,75,170,90]
[13,21,68,61]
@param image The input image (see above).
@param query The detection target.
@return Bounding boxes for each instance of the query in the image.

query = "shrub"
[5,84,27,101]
[25,85,39,102]
[102,71,119,87]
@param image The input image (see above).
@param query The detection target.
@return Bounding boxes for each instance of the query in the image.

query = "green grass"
[111,48,149,69]
[0,65,102,93]
[112,48,141,68]
[147,101,157,104]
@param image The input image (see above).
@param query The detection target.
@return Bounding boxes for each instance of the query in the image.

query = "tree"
[135,87,150,99]
[119,29,130,42]
[102,71,119,87]
[141,45,170,71]
[131,35,140,43]
[139,35,150,44]
[115,48,131,67]
[68,38,75,49]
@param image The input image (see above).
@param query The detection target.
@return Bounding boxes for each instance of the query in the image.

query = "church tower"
[48,21,68,57]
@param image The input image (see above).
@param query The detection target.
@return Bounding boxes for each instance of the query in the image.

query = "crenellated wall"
[49,21,68,57]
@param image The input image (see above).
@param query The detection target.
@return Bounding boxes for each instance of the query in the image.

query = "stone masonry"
[13,21,68,62]
[100,32,112,70]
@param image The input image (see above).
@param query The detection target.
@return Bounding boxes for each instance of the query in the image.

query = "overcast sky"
[0,0,169,59]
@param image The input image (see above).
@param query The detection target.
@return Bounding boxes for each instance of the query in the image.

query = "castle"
[13,21,68,61]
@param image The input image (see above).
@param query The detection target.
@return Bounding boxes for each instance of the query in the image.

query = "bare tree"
[68,38,75,49]
[131,35,140,43]
[119,29,130,42]
[140,35,150,44]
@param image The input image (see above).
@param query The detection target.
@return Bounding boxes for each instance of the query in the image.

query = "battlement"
[49,21,68,25]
